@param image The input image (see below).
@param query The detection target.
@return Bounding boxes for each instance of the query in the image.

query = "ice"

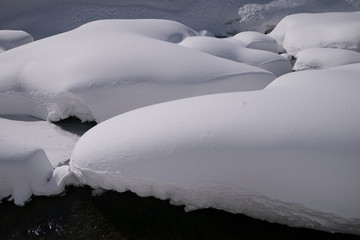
[268,11,360,56]
[179,35,291,77]
[0,19,275,123]
[0,30,32,53]
[293,48,360,71]
[70,63,360,235]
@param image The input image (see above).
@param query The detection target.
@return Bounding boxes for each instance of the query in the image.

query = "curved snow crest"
[0,19,276,123]
[268,11,360,56]
[0,136,77,205]
[0,30,33,53]
[179,36,291,77]
[293,48,360,71]
[70,63,360,235]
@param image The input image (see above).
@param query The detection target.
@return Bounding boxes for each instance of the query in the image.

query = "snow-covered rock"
[293,48,360,71]
[0,30,33,53]
[232,31,280,53]
[70,63,360,235]
[0,115,79,167]
[180,36,291,77]
[268,11,360,56]
[0,19,276,123]
[0,136,76,206]
[230,0,360,34]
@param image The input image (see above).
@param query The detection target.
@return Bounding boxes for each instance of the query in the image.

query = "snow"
[293,48,360,71]
[0,115,79,167]
[0,30,32,53]
[70,63,360,235]
[0,19,276,123]
[1,0,360,39]
[0,135,77,206]
[179,36,291,77]
[268,11,360,56]
[232,31,280,53]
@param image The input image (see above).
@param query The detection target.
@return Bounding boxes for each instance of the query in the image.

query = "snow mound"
[0,30,33,53]
[0,19,275,123]
[0,136,76,205]
[232,31,280,53]
[70,63,360,235]
[230,0,360,34]
[0,115,79,167]
[179,36,291,77]
[293,48,360,71]
[268,11,360,56]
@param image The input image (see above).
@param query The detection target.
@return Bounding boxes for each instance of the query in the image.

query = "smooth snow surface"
[0,136,76,205]
[1,0,360,39]
[0,30,32,53]
[0,19,275,123]
[179,36,291,77]
[70,63,360,235]
[269,11,360,56]
[293,48,360,71]
[232,31,280,53]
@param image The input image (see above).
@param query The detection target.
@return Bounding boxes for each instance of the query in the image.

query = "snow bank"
[1,0,360,39]
[268,11,360,56]
[70,63,360,235]
[0,115,79,167]
[0,30,32,53]
[0,136,76,205]
[0,19,275,123]
[293,48,360,71]
[179,36,291,77]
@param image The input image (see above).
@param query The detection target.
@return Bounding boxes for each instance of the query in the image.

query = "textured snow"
[1,0,360,39]
[293,48,360,71]
[0,19,275,123]
[0,136,76,206]
[70,63,360,235]
[0,30,32,53]
[268,11,360,56]
[0,115,79,167]
[179,36,291,77]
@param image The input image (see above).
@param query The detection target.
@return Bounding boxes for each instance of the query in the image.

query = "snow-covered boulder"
[232,31,280,53]
[180,36,291,76]
[0,19,276,123]
[0,30,33,52]
[0,136,76,205]
[268,11,360,56]
[293,48,360,71]
[70,63,360,235]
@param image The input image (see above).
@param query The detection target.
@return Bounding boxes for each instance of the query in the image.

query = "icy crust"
[70,63,360,235]
[268,11,360,56]
[0,19,276,123]
[0,30,33,53]
[293,48,360,71]
[179,36,291,77]
[0,136,77,205]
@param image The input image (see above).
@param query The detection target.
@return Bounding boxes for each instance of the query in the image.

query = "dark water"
[1,186,359,240]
